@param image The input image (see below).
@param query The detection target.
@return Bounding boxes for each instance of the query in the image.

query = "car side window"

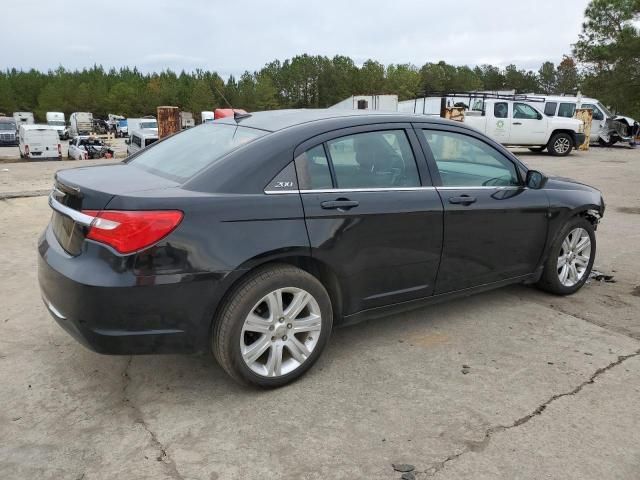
[582,103,604,121]
[421,130,520,187]
[544,102,557,116]
[326,130,420,188]
[494,102,508,118]
[558,103,576,118]
[513,103,540,120]
[294,144,333,190]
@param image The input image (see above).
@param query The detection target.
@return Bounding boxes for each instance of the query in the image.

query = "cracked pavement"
[0,146,639,479]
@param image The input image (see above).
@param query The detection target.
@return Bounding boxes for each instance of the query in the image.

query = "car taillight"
[81,210,183,254]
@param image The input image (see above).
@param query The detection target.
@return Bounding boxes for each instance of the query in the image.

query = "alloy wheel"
[240,287,322,377]
[557,227,591,287]
[554,137,571,154]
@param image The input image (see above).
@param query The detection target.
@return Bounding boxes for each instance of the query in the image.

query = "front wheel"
[212,264,333,388]
[548,133,573,156]
[537,217,596,295]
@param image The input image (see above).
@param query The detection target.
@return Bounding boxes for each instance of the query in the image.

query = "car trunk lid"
[50,164,179,255]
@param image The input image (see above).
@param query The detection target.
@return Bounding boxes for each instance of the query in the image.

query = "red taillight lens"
[82,210,183,254]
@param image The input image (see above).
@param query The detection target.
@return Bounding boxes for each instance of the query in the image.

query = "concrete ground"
[0,145,638,480]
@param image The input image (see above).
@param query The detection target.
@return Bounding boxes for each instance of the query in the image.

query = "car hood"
[545,175,599,193]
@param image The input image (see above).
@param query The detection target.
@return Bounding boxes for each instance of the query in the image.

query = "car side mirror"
[537,112,543,120]
[526,170,547,189]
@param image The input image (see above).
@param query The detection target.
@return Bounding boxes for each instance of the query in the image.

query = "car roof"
[213,108,473,133]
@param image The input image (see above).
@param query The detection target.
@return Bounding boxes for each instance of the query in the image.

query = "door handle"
[448,195,477,205]
[321,199,359,210]
[513,122,522,125]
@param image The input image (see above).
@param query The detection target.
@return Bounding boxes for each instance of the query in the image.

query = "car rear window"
[128,123,267,182]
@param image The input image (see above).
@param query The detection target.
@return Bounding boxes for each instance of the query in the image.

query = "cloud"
[1,0,592,75]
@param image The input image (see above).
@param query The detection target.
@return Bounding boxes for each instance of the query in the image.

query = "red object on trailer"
[214,108,247,119]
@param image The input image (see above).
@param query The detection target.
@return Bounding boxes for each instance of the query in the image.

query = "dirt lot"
[0,145,639,480]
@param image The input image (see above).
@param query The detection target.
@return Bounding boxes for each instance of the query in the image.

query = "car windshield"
[48,121,65,126]
[597,102,612,117]
[118,120,127,126]
[140,121,157,129]
[128,123,267,182]
[0,123,16,131]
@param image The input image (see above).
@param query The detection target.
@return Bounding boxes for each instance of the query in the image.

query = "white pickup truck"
[463,99,586,156]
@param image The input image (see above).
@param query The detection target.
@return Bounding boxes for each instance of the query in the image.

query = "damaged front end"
[599,115,640,146]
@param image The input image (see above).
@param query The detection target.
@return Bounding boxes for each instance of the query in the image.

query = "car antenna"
[213,84,252,123]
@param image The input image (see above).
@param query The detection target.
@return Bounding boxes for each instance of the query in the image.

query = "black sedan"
[38,110,605,387]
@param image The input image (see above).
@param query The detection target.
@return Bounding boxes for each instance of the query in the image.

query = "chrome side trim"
[48,193,95,227]
[436,185,523,190]
[299,187,437,194]
[264,189,300,195]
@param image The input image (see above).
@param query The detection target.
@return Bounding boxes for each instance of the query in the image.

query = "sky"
[4,0,591,77]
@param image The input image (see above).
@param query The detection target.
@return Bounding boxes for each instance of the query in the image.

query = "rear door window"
[557,103,576,118]
[294,145,333,190]
[128,123,267,182]
[326,130,420,188]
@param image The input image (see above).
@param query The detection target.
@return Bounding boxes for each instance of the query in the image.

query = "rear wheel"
[548,133,573,156]
[213,264,333,388]
[537,217,595,295]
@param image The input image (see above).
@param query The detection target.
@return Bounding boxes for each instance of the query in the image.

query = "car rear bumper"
[38,224,233,355]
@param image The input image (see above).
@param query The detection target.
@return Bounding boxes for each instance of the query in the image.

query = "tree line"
[0,0,637,122]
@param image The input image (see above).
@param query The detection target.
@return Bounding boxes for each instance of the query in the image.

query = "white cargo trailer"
[69,112,93,137]
[330,95,398,111]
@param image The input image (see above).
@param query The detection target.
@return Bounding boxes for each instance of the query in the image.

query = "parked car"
[0,116,18,146]
[524,94,639,147]
[69,112,93,137]
[68,136,114,160]
[126,129,158,156]
[46,112,69,139]
[463,99,585,155]
[18,125,61,160]
[39,110,605,387]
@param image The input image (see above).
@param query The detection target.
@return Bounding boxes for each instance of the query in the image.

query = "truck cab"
[0,117,18,146]
[463,99,585,156]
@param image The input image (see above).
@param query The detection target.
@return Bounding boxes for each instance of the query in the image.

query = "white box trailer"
[330,95,398,111]
[69,112,93,137]
[13,112,35,127]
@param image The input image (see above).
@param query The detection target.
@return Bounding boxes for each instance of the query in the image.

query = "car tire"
[528,146,545,153]
[212,264,333,388]
[547,133,574,156]
[536,216,596,295]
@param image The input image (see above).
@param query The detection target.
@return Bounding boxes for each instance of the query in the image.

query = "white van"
[126,129,159,156]
[18,125,61,160]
